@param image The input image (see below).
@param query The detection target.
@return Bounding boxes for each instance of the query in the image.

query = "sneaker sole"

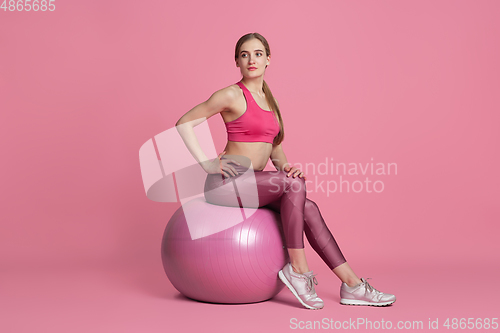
[340,298,395,307]
[278,270,323,310]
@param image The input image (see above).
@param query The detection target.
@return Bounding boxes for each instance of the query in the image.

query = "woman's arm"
[270,143,289,171]
[269,97,306,179]
[175,87,236,171]
[271,144,306,179]
[270,97,290,171]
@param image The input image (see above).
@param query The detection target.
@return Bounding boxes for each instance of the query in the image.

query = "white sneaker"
[278,263,324,310]
[340,278,396,306]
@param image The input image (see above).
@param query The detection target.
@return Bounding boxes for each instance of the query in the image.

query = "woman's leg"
[206,161,360,282]
[266,197,359,285]
[204,159,395,306]
[206,161,348,269]
[304,199,361,287]
[287,249,311,274]
[204,162,326,309]
[205,162,309,249]
[333,263,362,287]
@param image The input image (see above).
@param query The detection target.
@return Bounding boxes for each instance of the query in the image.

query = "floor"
[2,256,498,333]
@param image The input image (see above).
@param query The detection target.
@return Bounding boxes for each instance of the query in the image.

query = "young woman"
[175,32,396,310]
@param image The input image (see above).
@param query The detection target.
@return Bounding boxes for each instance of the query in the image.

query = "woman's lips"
[248,67,257,71]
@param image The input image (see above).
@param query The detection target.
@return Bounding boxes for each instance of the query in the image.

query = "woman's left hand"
[283,165,307,181]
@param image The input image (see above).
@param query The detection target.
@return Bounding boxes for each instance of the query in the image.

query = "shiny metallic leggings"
[204,156,347,270]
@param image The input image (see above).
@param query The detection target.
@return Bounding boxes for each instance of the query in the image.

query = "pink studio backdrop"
[1,1,499,333]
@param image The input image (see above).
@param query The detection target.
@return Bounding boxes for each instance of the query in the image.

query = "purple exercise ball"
[161,198,289,304]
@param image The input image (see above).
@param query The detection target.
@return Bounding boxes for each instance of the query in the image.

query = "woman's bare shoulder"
[211,83,241,100]
[205,83,242,110]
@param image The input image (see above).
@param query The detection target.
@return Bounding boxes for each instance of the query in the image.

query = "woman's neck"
[240,77,265,95]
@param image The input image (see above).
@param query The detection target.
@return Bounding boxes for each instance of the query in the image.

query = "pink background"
[1,0,499,332]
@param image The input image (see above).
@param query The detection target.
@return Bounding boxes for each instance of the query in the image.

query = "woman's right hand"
[201,151,241,178]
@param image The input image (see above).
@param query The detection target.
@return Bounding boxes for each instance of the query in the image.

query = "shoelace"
[363,278,382,296]
[302,274,319,292]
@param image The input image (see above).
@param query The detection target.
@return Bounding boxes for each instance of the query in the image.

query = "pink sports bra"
[225,81,280,144]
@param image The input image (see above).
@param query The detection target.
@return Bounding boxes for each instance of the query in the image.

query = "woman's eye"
[256,52,262,56]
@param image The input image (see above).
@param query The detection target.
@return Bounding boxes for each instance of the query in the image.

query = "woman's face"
[236,38,270,78]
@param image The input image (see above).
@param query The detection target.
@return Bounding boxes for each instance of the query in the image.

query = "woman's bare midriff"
[223,140,273,171]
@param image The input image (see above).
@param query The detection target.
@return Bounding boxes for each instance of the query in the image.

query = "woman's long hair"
[235,33,284,146]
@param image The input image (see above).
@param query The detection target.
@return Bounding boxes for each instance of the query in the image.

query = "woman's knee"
[281,173,306,193]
